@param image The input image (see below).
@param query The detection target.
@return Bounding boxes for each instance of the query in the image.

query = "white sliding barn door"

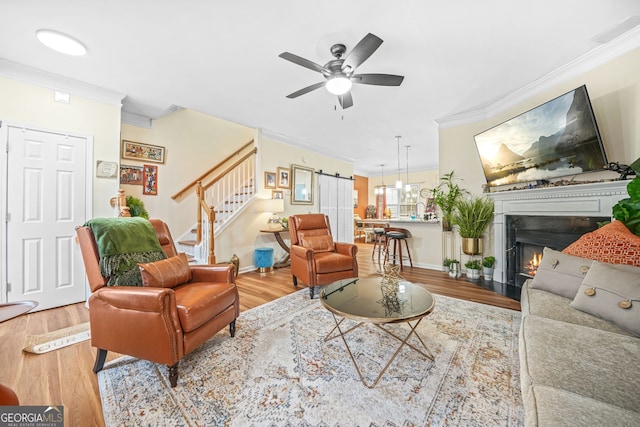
[318,174,353,242]
[3,125,88,310]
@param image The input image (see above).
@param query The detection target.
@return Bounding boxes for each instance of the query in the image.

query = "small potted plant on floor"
[442,257,454,273]
[464,259,482,280]
[482,256,496,281]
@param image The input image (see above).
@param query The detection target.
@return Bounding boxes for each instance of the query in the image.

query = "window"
[385,184,419,218]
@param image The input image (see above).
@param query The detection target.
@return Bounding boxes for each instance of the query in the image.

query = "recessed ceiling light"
[35,29,87,56]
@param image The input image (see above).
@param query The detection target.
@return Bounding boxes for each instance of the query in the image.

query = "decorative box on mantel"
[487,180,629,284]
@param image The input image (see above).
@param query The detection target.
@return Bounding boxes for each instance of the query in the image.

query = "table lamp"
[263,198,285,230]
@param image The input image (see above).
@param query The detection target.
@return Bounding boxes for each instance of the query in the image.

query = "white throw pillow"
[529,247,593,299]
[570,261,640,336]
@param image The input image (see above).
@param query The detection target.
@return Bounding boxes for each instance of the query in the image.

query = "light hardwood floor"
[0,242,519,426]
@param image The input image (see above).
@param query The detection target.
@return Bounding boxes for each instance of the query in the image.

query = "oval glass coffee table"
[320,276,435,388]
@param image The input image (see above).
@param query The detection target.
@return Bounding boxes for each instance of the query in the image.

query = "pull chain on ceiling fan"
[279,33,404,109]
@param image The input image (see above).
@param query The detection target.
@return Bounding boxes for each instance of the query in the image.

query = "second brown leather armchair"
[289,214,358,298]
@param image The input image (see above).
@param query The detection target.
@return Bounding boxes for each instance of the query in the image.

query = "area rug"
[23,322,90,354]
[98,289,523,426]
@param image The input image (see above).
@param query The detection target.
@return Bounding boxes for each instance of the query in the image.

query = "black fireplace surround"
[505,215,609,287]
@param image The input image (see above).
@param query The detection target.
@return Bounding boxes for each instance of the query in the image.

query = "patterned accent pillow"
[563,220,640,266]
[138,253,192,288]
[530,247,593,299]
[570,261,640,336]
[300,235,335,253]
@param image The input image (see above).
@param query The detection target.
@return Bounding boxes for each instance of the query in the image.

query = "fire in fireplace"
[505,215,608,287]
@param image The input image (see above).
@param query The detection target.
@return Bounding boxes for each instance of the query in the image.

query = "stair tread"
[178,240,197,246]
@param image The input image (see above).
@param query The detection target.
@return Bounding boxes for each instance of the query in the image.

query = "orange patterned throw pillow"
[300,235,335,253]
[562,221,640,266]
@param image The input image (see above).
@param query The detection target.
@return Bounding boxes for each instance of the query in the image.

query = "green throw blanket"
[84,217,167,286]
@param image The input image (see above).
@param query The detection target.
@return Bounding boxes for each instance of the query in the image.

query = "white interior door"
[5,126,87,311]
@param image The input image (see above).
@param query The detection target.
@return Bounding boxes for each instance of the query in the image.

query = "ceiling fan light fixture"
[36,29,87,56]
[326,76,352,95]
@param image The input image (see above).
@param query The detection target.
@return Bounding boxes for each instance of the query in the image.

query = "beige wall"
[439,47,640,260]
[121,109,255,237]
[0,76,121,218]
[440,48,640,193]
[122,116,354,270]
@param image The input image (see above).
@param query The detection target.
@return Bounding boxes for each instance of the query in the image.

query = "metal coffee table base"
[324,313,434,388]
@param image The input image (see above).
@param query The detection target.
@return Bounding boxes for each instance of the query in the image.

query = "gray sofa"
[519,279,640,426]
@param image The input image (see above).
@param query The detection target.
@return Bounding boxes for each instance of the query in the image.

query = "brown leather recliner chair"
[289,214,358,298]
[76,219,239,387]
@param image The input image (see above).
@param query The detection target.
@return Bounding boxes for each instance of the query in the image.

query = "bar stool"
[371,224,389,263]
[383,227,413,271]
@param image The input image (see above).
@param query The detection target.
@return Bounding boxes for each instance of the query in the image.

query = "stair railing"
[194,146,257,264]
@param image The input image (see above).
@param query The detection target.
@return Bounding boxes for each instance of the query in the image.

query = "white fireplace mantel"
[488,180,629,283]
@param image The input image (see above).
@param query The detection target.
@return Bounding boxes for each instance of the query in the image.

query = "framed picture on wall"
[120,165,143,185]
[142,164,158,195]
[272,190,284,199]
[122,140,166,164]
[265,171,277,189]
[277,167,290,189]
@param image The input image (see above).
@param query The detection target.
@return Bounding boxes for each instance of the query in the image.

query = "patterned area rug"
[98,289,523,426]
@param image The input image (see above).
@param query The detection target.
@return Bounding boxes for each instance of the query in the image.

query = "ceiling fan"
[278,33,404,109]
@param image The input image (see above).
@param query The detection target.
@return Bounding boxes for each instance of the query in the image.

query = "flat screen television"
[474,85,607,187]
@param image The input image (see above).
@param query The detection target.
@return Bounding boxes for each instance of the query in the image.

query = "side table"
[259,228,291,268]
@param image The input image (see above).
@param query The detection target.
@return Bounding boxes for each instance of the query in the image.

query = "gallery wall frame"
[272,190,284,199]
[143,164,158,195]
[265,171,277,189]
[277,167,290,189]
[120,165,143,185]
[122,140,166,164]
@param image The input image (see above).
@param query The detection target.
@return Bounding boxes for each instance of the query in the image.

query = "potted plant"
[126,195,149,219]
[464,259,482,279]
[442,257,454,273]
[482,256,496,281]
[612,157,640,236]
[448,259,460,278]
[429,171,467,231]
[452,195,494,255]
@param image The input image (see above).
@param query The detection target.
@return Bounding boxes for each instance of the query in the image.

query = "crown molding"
[259,127,356,165]
[121,110,153,128]
[436,26,640,129]
[0,58,125,106]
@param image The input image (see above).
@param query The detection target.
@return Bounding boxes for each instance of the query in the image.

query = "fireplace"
[505,215,608,287]
[488,180,628,295]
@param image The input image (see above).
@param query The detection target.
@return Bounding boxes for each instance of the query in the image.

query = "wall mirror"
[291,164,314,205]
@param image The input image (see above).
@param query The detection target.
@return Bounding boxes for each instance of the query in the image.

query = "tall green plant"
[430,171,468,230]
[452,196,494,238]
[612,157,640,236]
[126,196,149,219]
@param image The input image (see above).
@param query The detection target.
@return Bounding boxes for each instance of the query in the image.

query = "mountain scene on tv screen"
[475,87,605,187]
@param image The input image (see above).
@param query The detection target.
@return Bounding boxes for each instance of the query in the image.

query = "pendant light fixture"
[395,136,402,189]
[405,145,411,192]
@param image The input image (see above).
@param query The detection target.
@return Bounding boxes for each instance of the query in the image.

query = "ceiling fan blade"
[338,92,354,109]
[342,33,383,71]
[279,52,327,74]
[352,73,404,86]
[286,81,326,99]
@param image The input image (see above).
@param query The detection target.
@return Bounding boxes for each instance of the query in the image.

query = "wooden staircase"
[171,141,257,263]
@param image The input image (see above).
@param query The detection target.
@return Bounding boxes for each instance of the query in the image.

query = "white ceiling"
[1,1,639,176]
